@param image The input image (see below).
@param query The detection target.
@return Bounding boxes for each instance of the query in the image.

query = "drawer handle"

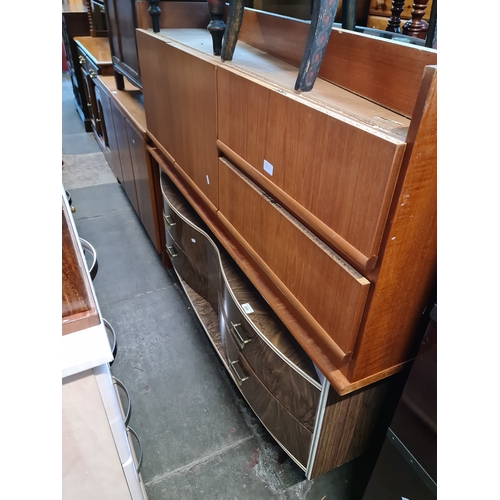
[166,245,178,258]
[127,426,143,473]
[89,69,97,79]
[230,322,252,350]
[79,238,98,281]
[78,55,85,64]
[164,214,176,228]
[229,360,249,384]
[112,376,132,427]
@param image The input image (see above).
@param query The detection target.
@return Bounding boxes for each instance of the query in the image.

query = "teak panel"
[218,158,370,361]
[348,66,437,382]
[161,170,321,417]
[218,68,406,267]
[137,30,219,209]
[236,8,437,117]
[153,146,360,394]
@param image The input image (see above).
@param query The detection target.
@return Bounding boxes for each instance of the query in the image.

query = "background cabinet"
[94,76,162,254]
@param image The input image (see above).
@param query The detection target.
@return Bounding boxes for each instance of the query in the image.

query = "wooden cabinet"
[74,36,113,142]
[136,6,436,480]
[159,170,397,475]
[94,76,162,254]
[139,35,219,211]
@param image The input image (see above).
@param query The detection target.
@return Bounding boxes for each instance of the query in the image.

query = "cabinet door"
[126,121,161,252]
[95,84,123,182]
[218,158,370,360]
[111,105,140,216]
[137,32,219,210]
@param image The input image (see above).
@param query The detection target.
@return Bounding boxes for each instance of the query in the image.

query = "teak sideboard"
[90,3,436,480]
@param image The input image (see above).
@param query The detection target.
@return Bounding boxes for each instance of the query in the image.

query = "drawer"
[217,68,406,266]
[218,158,370,361]
[165,223,220,315]
[77,47,99,78]
[220,273,320,432]
[225,324,312,468]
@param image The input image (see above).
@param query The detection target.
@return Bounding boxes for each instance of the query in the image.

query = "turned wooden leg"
[386,0,405,33]
[148,0,161,33]
[402,1,429,39]
[207,0,226,56]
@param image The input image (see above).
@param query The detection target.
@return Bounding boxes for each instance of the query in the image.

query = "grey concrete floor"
[62,71,375,500]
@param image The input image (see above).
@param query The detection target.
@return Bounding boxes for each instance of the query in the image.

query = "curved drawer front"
[221,275,320,432]
[226,325,312,468]
[218,157,371,359]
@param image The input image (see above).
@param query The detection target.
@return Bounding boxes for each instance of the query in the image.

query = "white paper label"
[241,303,254,314]
[263,159,274,176]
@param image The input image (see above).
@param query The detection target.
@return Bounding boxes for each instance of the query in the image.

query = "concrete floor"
[62,71,376,500]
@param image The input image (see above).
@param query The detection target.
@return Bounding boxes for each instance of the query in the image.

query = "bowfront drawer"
[161,170,220,312]
[225,324,312,468]
[217,68,406,268]
[220,272,320,432]
[218,158,370,363]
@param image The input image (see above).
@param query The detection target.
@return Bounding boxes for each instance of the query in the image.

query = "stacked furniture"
[64,1,436,482]
[129,3,436,480]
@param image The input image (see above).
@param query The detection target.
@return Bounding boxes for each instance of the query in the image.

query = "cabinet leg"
[114,71,125,91]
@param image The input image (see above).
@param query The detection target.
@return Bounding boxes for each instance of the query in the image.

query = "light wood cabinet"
[135,4,436,479]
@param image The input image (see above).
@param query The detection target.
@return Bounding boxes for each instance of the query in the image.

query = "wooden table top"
[62,196,99,336]
[98,76,147,136]
[74,36,113,66]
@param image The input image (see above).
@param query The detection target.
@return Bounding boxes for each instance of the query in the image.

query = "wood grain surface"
[310,371,406,477]
[137,31,219,208]
[162,170,322,422]
[217,67,406,268]
[62,201,100,335]
[154,147,359,394]
[348,66,437,382]
[218,158,370,360]
[74,36,113,66]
